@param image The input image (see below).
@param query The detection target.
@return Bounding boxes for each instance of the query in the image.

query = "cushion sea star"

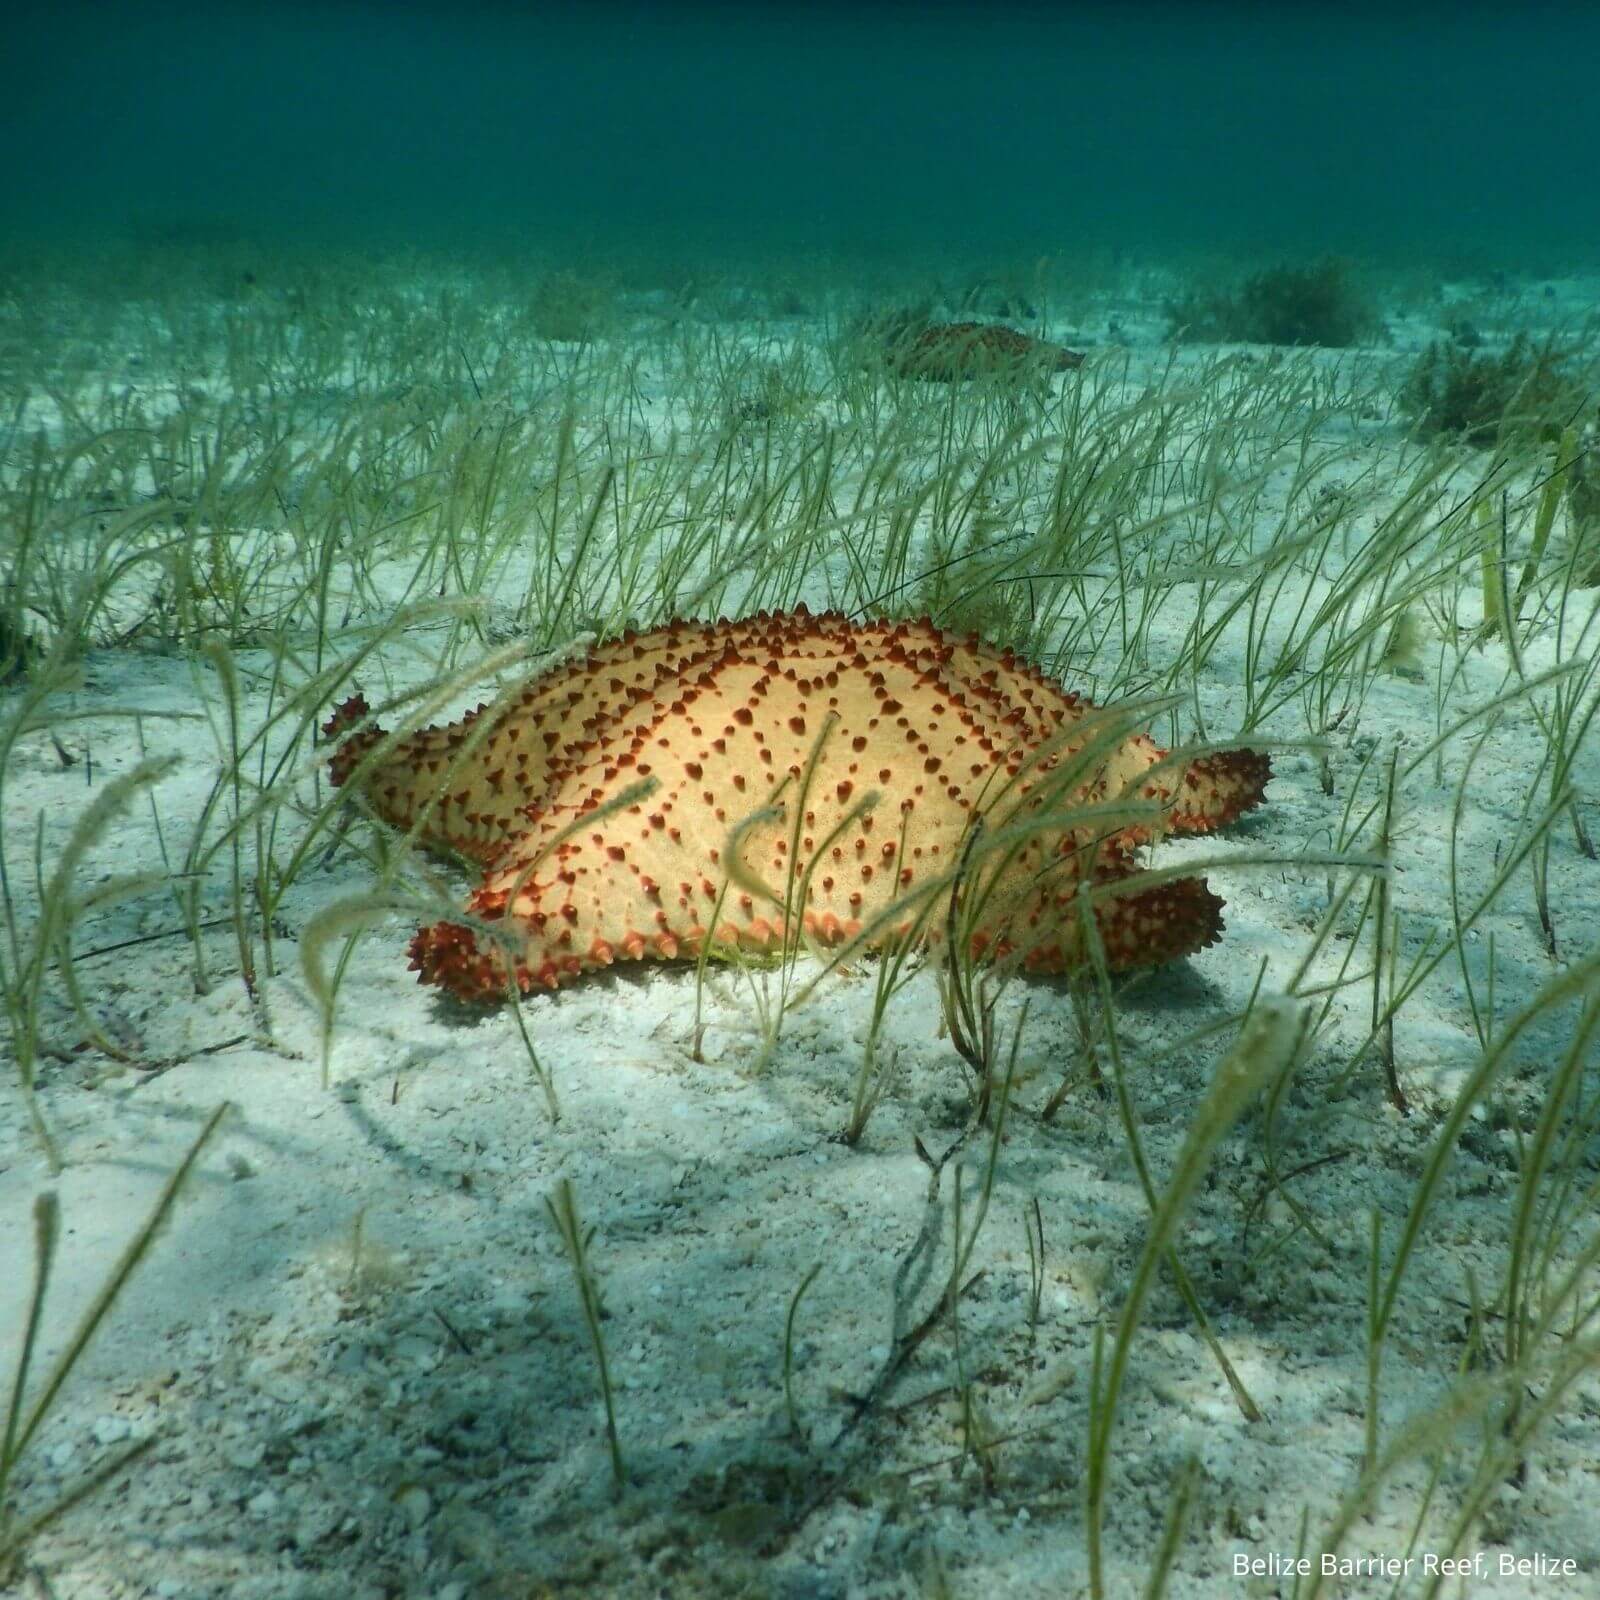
[888,322,1086,382]
[322,607,1269,1003]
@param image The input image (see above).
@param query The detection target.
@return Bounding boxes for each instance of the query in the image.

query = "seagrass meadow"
[2,241,1600,1600]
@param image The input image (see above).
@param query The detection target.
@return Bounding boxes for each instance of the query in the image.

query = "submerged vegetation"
[1166,257,1380,347]
[2,239,1599,1595]
[1399,330,1586,445]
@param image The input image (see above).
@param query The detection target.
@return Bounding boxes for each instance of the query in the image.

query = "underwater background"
[8,4,1600,1600]
[4,0,1597,271]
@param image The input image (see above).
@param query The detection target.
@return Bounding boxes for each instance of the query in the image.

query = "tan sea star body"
[323,608,1269,1003]
[888,322,1086,381]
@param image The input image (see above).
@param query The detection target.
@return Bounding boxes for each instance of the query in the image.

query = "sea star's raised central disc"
[323,608,1269,1002]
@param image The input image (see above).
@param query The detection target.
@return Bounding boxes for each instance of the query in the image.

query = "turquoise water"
[4,0,1596,268]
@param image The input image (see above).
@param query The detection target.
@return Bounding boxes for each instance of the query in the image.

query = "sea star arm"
[1167,748,1273,834]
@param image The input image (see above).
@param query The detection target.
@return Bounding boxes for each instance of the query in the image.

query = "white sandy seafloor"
[3,270,1600,1600]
